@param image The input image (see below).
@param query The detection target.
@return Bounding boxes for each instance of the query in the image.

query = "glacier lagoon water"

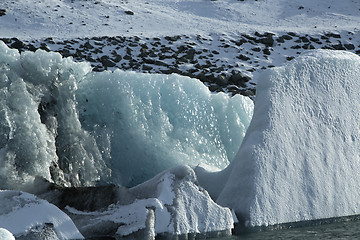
[215,219,360,239]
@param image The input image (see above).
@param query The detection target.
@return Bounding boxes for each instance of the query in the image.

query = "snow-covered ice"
[65,166,234,238]
[0,228,15,240]
[217,50,360,227]
[0,190,83,239]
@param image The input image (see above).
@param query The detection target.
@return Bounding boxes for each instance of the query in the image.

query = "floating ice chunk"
[217,50,360,227]
[0,190,83,239]
[66,166,234,239]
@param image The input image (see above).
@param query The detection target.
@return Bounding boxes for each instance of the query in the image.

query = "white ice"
[0,228,15,240]
[66,166,234,238]
[0,190,83,239]
[217,50,360,227]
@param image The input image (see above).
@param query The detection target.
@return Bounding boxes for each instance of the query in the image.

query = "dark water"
[214,219,360,239]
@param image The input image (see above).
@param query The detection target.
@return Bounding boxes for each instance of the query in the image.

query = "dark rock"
[326,32,341,38]
[142,64,153,71]
[344,43,355,50]
[263,48,271,55]
[84,41,94,49]
[331,43,345,50]
[282,34,293,40]
[160,69,173,74]
[32,177,134,212]
[185,48,196,60]
[276,37,285,43]
[40,43,51,52]
[242,34,257,41]
[86,56,96,62]
[231,38,247,46]
[251,47,261,52]
[124,10,134,15]
[299,36,309,42]
[290,45,301,49]
[59,48,71,57]
[216,74,229,86]
[126,47,132,55]
[113,54,122,63]
[0,38,11,44]
[26,44,37,52]
[260,35,274,47]
[287,32,298,37]
[321,35,329,40]
[237,54,250,61]
[101,55,116,68]
[0,9,6,16]
[286,56,295,61]
[123,55,132,60]
[10,38,25,50]
[153,60,168,67]
[309,37,321,44]
[165,36,181,42]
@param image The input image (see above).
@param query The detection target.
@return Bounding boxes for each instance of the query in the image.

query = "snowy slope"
[1,0,360,98]
[1,0,360,39]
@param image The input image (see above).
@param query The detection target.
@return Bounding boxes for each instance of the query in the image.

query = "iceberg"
[217,50,360,228]
[0,41,253,188]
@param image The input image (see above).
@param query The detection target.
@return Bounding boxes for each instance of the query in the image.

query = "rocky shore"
[2,31,360,98]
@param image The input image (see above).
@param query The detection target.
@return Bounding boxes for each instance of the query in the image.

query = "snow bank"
[66,166,234,239]
[217,50,360,227]
[0,41,253,188]
[0,190,83,239]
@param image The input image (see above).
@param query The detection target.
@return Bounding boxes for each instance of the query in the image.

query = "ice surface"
[0,41,253,188]
[0,190,83,239]
[217,50,360,227]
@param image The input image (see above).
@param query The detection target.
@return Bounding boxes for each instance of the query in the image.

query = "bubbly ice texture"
[217,50,360,227]
[0,41,253,188]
